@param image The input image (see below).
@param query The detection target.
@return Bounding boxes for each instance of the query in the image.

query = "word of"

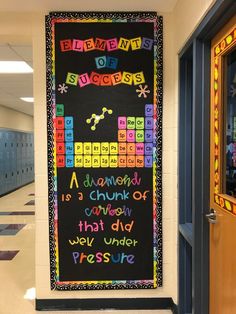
[104,237,138,247]
[83,172,141,188]
[86,107,113,131]
[84,204,132,217]
[60,37,153,52]
[89,189,130,201]
[95,56,118,70]
[111,219,134,233]
[69,237,94,247]
[72,251,135,264]
[66,71,145,87]
[78,219,104,232]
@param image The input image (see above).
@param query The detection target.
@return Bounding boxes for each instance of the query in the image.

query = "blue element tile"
[65,130,74,142]
[145,156,153,168]
[145,143,153,155]
[145,130,153,142]
[141,37,154,50]
[66,142,74,155]
[145,117,153,129]
[65,117,73,129]
[66,155,74,168]
[145,104,154,117]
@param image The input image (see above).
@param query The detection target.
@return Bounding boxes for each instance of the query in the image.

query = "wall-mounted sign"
[46,11,163,290]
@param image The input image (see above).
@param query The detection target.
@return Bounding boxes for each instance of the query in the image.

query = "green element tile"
[66,72,79,86]
[136,117,144,129]
[136,130,144,142]
[56,104,64,117]
[127,117,136,130]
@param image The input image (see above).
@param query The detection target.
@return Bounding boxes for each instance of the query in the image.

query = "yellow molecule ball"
[108,109,113,114]
[91,126,96,131]
[86,119,91,124]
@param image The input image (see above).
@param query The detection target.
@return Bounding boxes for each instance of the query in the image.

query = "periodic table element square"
[110,143,118,155]
[145,130,153,142]
[145,117,154,130]
[118,130,127,142]
[84,143,92,155]
[118,117,127,129]
[56,104,64,117]
[118,143,127,155]
[66,142,74,155]
[127,117,135,129]
[65,117,73,129]
[136,117,145,129]
[74,142,83,155]
[101,155,109,168]
[101,142,109,155]
[145,104,154,117]
[66,155,74,168]
[65,130,74,142]
[92,155,101,168]
[145,143,153,155]
[84,155,92,168]
[57,155,65,168]
[118,155,127,167]
[92,143,101,155]
[136,130,144,142]
[55,117,64,129]
[74,155,83,167]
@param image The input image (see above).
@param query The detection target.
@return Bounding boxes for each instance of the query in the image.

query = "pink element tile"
[127,130,135,142]
[106,38,118,51]
[72,39,84,51]
[118,117,127,129]
[136,143,144,155]
[78,73,91,87]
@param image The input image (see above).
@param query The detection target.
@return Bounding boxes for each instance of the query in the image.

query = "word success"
[66,71,145,87]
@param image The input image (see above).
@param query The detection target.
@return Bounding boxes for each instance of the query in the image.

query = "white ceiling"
[0,44,33,116]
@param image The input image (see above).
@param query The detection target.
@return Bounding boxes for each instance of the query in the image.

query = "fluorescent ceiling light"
[0,61,33,73]
[20,97,34,103]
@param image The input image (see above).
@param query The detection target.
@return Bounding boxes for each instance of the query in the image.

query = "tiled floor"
[0,184,171,314]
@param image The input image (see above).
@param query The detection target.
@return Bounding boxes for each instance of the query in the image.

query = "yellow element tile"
[133,71,145,85]
[110,142,118,154]
[118,37,130,51]
[101,155,109,168]
[109,155,118,168]
[92,142,101,155]
[84,142,92,155]
[84,155,92,168]
[74,155,83,167]
[92,155,100,168]
[74,142,83,154]
[101,142,109,154]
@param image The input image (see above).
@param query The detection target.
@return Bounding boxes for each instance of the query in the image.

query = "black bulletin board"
[46,12,163,291]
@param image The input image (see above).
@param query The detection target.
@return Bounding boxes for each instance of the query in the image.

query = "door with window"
[209,16,236,314]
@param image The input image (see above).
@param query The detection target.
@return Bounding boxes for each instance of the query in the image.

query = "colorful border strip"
[213,27,236,214]
[46,11,163,290]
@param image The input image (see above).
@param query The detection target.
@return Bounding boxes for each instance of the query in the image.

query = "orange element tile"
[118,156,127,168]
[119,143,127,155]
[118,130,127,142]
[127,143,135,155]
[136,156,144,167]
[127,155,135,167]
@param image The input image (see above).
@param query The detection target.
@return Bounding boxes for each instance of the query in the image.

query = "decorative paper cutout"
[58,83,68,94]
[136,84,150,98]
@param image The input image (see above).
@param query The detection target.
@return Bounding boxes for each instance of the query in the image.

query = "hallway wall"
[0,105,33,132]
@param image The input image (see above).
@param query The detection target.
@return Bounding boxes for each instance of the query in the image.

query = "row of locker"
[0,130,34,196]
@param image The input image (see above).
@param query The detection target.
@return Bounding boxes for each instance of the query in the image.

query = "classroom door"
[209,15,236,314]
